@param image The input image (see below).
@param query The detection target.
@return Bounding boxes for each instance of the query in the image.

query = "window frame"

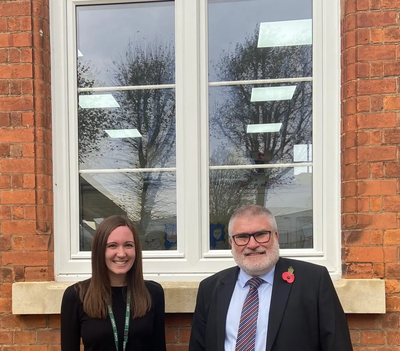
[51,0,341,281]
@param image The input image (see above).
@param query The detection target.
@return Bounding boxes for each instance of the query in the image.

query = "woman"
[61,215,166,351]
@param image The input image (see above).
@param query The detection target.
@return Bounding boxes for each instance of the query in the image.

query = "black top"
[61,280,166,351]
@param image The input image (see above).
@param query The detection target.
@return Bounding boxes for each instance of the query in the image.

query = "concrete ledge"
[12,279,385,315]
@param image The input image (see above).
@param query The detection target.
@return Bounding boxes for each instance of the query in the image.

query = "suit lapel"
[216,267,239,351]
[266,258,293,351]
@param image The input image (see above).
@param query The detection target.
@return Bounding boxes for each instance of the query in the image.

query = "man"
[189,204,353,351]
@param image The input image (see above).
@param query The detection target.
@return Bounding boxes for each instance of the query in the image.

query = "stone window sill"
[12,279,385,315]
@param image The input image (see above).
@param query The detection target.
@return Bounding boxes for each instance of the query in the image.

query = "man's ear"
[274,231,279,241]
[228,237,233,248]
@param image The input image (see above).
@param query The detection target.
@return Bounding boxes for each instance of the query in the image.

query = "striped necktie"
[235,277,264,351]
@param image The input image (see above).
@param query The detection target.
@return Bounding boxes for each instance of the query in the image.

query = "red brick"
[24,267,51,281]
[0,236,12,251]
[356,0,369,11]
[357,197,369,212]
[0,128,34,142]
[12,174,24,188]
[1,190,35,204]
[22,143,35,157]
[371,28,383,44]
[384,197,400,211]
[0,330,12,343]
[384,27,400,42]
[0,64,32,79]
[2,251,49,266]
[165,314,193,327]
[385,163,400,177]
[0,159,35,173]
[371,96,384,111]
[343,262,373,278]
[370,162,384,177]
[358,180,397,196]
[371,62,383,76]
[0,297,12,313]
[357,163,370,178]
[356,96,370,111]
[347,314,382,329]
[178,328,191,343]
[23,174,36,188]
[355,62,369,78]
[37,329,61,344]
[387,296,400,312]
[355,29,369,46]
[13,330,36,344]
[386,265,400,279]
[0,2,31,16]
[344,231,370,245]
[358,146,397,162]
[384,130,400,144]
[357,12,397,27]
[358,213,398,229]
[343,148,357,164]
[370,197,382,212]
[1,314,47,329]
[383,313,400,329]
[387,330,400,345]
[343,181,357,197]
[384,95,400,110]
[166,329,178,343]
[0,96,33,111]
[12,206,24,219]
[0,32,32,48]
[385,62,400,76]
[358,113,396,129]
[357,79,396,95]
[343,164,357,180]
[49,315,61,328]
[13,236,23,251]
[24,236,49,250]
[345,246,385,262]
[360,330,385,345]
[381,0,400,8]
[0,282,12,297]
[1,220,36,235]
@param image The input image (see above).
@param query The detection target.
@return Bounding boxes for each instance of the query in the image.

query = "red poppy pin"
[282,266,295,283]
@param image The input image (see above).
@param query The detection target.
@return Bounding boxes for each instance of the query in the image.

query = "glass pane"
[209,168,313,250]
[208,0,312,81]
[78,88,176,170]
[209,82,312,166]
[76,2,175,87]
[79,172,177,251]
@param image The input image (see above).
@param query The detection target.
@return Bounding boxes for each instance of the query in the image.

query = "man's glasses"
[230,231,272,246]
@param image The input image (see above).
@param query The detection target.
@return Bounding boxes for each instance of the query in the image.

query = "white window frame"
[51,0,341,282]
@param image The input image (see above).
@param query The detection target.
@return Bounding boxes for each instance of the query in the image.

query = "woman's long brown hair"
[78,215,151,319]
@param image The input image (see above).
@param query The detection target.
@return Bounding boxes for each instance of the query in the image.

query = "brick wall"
[0,0,399,350]
[341,0,400,349]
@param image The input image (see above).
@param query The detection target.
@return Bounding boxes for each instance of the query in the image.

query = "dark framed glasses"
[231,230,272,246]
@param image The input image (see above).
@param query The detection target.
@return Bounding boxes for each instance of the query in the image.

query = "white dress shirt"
[224,267,275,351]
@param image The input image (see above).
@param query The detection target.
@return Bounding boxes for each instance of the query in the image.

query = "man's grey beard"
[232,237,280,276]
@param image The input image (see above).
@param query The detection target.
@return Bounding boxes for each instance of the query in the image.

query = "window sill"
[12,279,385,315]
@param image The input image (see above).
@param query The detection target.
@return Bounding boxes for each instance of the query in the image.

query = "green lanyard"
[108,290,131,351]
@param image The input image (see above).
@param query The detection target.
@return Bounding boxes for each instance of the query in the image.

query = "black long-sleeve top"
[61,280,166,351]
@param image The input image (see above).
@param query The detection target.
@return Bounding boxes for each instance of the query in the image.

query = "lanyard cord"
[108,290,131,351]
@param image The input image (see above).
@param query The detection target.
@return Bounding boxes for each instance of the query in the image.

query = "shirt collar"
[238,265,276,288]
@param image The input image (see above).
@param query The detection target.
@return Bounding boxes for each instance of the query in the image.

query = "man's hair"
[228,204,278,236]
[78,215,151,319]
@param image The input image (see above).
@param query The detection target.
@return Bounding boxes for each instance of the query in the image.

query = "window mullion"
[176,0,203,264]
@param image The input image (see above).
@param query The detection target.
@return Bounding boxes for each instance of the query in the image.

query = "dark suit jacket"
[189,258,353,351]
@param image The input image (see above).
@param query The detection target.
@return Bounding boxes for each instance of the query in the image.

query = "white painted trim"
[51,0,342,280]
